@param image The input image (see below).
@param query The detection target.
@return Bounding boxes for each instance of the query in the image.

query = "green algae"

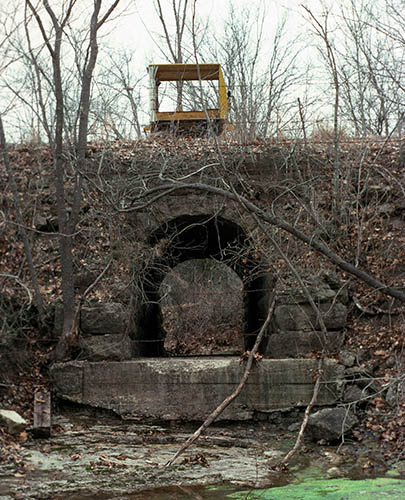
[229,477,405,499]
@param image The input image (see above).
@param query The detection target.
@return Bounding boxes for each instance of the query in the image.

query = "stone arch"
[136,214,273,356]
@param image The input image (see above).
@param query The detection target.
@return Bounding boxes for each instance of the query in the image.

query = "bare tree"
[201,2,302,141]
[153,0,191,111]
[303,5,342,214]
[93,47,144,139]
[24,0,121,360]
[338,0,404,137]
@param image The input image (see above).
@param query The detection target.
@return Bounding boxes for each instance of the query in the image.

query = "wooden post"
[33,391,51,438]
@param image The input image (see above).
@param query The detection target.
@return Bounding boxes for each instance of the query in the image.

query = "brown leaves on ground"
[181,453,210,467]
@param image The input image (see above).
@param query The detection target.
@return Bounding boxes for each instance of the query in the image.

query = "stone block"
[274,302,347,331]
[81,303,129,335]
[277,277,337,304]
[265,330,342,358]
[50,358,344,421]
[79,334,133,361]
[50,362,83,403]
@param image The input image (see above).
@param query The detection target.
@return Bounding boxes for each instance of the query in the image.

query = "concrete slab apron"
[50,358,344,421]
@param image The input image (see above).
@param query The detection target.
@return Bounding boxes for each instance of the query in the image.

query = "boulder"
[274,302,347,331]
[80,303,129,335]
[0,409,27,435]
[307,407,358,441]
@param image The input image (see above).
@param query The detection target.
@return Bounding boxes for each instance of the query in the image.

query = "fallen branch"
[166,292,276,467]
[277,358,323,467]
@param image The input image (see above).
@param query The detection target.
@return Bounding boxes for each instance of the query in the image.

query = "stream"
[0,413,403,499]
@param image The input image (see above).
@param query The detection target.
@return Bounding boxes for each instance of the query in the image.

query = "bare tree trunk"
[26,0,121,360]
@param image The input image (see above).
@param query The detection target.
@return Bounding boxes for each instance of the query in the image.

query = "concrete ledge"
[50,358,344,421]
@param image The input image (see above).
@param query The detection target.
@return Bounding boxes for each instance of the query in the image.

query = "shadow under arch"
[137,214,273,356]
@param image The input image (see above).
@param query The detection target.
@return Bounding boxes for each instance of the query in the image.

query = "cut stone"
[265,330,342,358]
[79,334,133,361]
[276,277,337,304]
[80,303,130,335]
[50,358,344,421]
[274,302,347,331]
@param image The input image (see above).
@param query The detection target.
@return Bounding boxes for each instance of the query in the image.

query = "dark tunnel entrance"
[137,214,273,356]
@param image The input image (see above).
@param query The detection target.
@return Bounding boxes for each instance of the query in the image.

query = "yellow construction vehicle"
[146,63,229,135]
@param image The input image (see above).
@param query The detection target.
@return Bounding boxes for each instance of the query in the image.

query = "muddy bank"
[0,413,404,499]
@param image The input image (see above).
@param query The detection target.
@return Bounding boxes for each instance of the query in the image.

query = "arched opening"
[160,259,245,355]
[136,214,273,356]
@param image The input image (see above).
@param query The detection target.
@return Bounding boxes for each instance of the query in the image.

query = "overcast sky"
[105,0,315,68]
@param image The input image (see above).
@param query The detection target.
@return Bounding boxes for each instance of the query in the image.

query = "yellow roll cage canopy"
[147,63,229,134]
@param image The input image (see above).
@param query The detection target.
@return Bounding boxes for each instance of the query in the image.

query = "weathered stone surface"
[274,302,347,331]
[276,276,337,304]
[265,331,342,358]
[81,303,129,335]
[74,270,97,294]
[307,407,358,441]
[33,213,58,232]
[0,409,27,435]
[79,334,133,361]
[343,384,367,403]
[339,350,356,367]
[50,358,344,421]
[50,361,83,402]
[159,259,245,355]
[386,379,405,407]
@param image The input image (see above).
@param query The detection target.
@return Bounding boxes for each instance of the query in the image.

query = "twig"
[0,273,33,306]
[166,292,277,467]
[278,357,323,466]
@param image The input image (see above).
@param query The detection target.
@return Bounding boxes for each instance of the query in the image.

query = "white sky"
[105,0,316,67]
